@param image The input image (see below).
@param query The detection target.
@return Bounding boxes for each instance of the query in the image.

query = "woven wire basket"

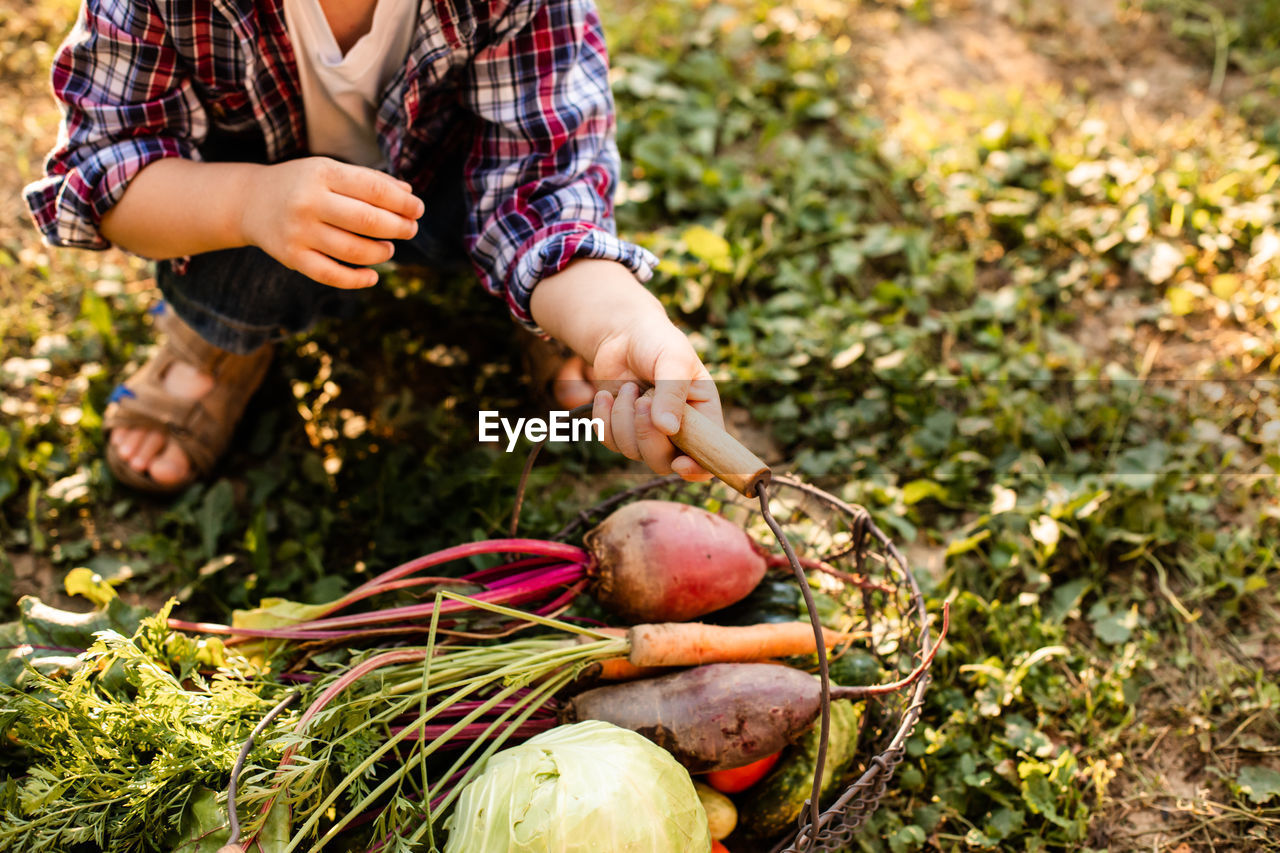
[545,473,938,852]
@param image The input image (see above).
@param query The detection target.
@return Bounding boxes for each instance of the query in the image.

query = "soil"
[2,1,1269,848]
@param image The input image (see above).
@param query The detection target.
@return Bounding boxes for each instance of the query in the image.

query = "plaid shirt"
[23,0,658,328]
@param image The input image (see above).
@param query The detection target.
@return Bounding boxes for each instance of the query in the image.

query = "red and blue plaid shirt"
[24,0,657,328]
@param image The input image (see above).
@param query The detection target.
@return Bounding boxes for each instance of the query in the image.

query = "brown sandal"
[104,303,273,494]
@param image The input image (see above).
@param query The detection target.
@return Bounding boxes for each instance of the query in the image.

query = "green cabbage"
[444,720,711,852]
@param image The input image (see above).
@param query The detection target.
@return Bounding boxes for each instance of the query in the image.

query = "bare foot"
[109,361,214,488]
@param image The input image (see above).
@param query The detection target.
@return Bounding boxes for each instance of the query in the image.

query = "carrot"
[625,621,844,668]
[589,658,667,681]
[581,620,847,678]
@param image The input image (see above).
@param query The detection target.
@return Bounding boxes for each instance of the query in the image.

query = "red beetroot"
[585,500,767,623]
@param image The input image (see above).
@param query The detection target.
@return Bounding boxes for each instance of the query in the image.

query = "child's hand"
[241,157,424,289]
[588,319,722,482]
[529,259,724,481]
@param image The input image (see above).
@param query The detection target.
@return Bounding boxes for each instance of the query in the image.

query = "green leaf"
[902,479,947,505]
[1047,578,1090,624]
[0,595,149,688]
[1166,286,1195,316]
[888,823,926,853]
[946,529,991,558]
[1210,273,1240,299]
[985,807,1026,840]
[1089,602,1139,646]
[1237,766,1280,804]
[830,341,865,369]
[1018,762,1074,829]
[196,479,236,562]
[165,785,290,852]
[682,225,733,272]
[80,289,118,349]
[231,597,334,632]
[64,567,119,607]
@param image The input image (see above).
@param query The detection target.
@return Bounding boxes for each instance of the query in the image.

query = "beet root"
[562,663,821,772]
[584,500,767,623]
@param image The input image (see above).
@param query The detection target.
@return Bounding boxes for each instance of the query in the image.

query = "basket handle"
[669,401,771,498]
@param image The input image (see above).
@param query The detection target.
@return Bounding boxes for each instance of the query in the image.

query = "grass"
[2,0,1278,850]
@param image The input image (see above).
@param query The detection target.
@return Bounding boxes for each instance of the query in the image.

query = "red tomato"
[711,841,731,853]
[704,751,782,794]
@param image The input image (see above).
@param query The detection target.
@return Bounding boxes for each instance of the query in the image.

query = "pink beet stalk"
[343,540,588,604]
[388,719,556,743]
[294,565,585,632]
[167,538,592,641]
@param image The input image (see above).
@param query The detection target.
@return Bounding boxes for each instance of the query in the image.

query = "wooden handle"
[671,403,771,497]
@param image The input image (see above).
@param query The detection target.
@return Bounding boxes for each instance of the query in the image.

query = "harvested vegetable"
[704,751,781,794]
[443,721,711,853]
[564,613,947,775]
[625,621,842,667]
[583,500,766,622]
[3,584,939,853]
[564,663,822,772]
[736,699,864,840]
[693,781,737,840]
[0,607,290,853]
[169,500,768,644]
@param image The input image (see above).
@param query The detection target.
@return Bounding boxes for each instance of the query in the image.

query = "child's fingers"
[321,194,419,241]
[592,390,618,454]
[671,455,714,482]
[294,249,379,289]
[327,162,425,220]
[633,396,677,475]
[313,224,396,267]
[609,382,642,461]
[649,349,721,436]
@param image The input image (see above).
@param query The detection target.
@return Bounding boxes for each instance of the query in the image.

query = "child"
[25,0,722,493]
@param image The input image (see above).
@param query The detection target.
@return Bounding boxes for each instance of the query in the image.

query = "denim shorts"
[157,134,469,354]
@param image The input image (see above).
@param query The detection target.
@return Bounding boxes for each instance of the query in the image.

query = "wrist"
[530,259,666,363]
[231,163,269,249]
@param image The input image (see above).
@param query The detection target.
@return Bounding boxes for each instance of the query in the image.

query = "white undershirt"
[283,0,418,169]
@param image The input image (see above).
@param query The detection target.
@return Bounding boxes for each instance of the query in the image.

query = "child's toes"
[112,427,142,457]
[129,430,168,470]
[147,442,192,487]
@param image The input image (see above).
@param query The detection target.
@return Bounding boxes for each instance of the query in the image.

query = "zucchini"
[735,698,864,840]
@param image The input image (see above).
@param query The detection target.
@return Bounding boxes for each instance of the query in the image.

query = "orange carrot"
[626,621,845,668]
[590,658,668,681]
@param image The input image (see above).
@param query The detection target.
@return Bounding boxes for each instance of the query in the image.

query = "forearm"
[99,158,260,259]
[529,259,669,363]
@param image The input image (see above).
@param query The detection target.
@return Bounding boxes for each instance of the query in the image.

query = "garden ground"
[2,0,1279,849]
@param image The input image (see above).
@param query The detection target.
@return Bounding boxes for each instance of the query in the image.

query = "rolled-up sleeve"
[23,0,205,250]
[460,0,658,331]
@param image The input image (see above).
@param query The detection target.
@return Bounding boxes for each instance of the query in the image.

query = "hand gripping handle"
[670,402,771,497]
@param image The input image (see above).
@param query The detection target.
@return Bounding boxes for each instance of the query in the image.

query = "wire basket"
[544,472,938,852]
